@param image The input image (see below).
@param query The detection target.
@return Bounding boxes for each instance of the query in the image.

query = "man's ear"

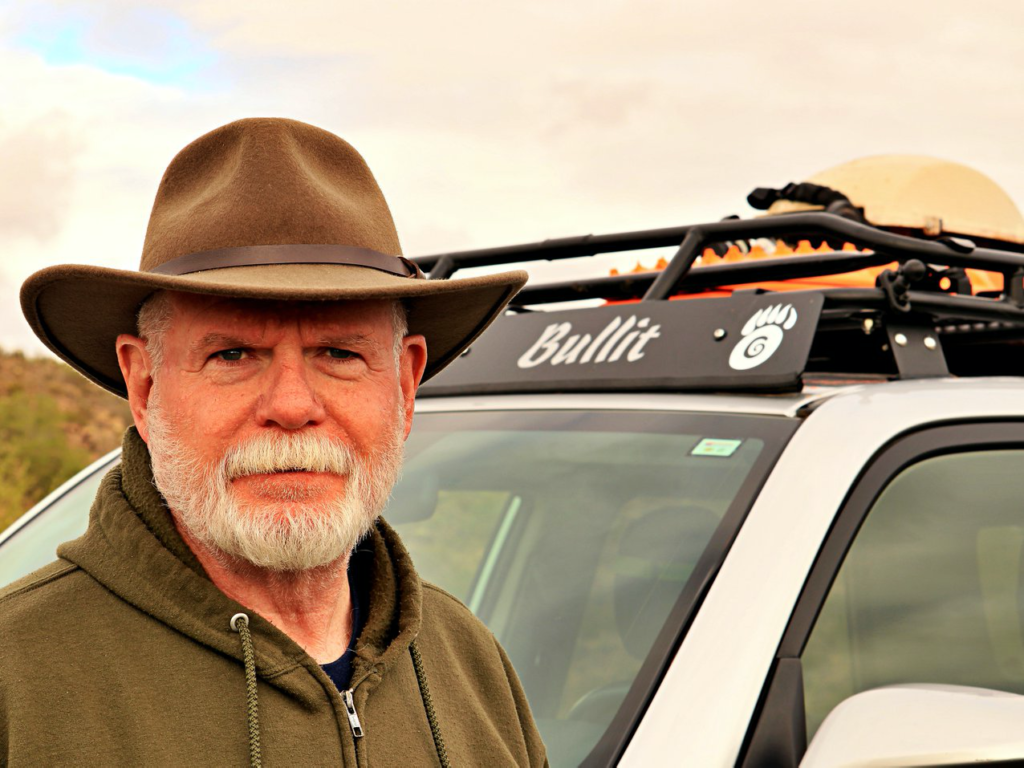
[116,334,155,443]
[399,334,428,439]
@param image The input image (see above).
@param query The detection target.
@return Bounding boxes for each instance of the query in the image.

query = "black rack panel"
[421,292,825,397]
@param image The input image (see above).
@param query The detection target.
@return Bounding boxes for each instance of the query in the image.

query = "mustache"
[223,432,354,479]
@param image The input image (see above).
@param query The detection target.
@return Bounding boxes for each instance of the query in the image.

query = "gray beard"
[146,387,405,572]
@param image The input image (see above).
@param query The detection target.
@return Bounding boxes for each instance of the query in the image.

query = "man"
[3,118,547,766]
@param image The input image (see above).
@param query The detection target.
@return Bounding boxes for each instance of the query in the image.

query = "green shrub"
[0,350,132,533]
[0,391,93,531]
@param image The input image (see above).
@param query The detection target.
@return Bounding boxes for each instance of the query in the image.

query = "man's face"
[117,292,427,571]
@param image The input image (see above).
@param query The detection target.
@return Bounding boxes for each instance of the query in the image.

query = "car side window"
[801,448,1024,738]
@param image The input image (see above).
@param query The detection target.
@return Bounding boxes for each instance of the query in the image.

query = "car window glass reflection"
[0,465,109,587]
[803,449,1024,739]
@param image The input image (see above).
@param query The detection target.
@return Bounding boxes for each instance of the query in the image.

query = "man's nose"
[255,355,328,429]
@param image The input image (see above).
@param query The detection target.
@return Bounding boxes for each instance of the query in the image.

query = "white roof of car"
[417,377,1022,419]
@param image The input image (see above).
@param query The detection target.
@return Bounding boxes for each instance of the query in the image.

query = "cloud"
[7,1,220,89]
[0,45,192,259]
[161,0,1024,247]
[5,0,1024,356]
[0,115,82,242]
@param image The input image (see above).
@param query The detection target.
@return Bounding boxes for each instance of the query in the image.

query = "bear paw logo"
[728,304,798,371]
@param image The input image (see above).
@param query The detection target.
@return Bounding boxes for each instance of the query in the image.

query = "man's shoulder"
[419,581,501,653]
[420,581,481,623]
[0,559,89,619]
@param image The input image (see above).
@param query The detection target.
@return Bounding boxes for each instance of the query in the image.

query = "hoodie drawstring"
[228,617,447,768]
[231,613,263,768]
[410,640,451,768]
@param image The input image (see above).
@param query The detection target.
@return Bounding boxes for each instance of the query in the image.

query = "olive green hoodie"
[0,430,547,767]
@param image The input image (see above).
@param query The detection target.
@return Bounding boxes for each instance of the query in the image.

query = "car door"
[741,421,1024,766]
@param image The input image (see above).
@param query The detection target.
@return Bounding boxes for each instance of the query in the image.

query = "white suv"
[3,212,1024,767]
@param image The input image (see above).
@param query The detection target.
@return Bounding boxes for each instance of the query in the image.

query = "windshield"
[389,409,795,765]
[0,407,795,766]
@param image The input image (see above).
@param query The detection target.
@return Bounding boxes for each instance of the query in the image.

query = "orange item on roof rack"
[608,240,1004,299]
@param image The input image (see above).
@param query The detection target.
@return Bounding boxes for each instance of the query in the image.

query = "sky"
[3,0,1024,355]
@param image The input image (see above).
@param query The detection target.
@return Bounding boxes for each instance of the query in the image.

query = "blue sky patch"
[11,5,221,89]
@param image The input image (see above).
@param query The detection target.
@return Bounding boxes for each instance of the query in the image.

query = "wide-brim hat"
[21,118,526,398]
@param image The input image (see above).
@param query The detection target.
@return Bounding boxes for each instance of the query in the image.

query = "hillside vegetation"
[0,349,132,532]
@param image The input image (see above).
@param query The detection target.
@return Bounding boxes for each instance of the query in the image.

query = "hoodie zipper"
[342,689,363,738]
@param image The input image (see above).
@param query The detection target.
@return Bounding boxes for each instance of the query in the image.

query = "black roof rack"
[414,213,1024,397]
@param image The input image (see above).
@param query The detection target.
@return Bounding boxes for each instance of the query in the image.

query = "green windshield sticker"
[691,438,743,458]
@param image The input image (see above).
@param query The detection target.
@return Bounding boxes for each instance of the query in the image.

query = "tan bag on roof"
[766,155,1024,245]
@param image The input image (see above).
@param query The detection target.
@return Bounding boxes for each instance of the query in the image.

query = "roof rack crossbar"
[513,250,939,305]
[414,213,1024,279]
[639,215,1024,302]
[1009,266,1024,307]
[819,288,1024,323]
[642,227,705,301]
[414,228,695,273]
[428,254,456,281]
[661,214,1024,271]
[516,278,1024,327]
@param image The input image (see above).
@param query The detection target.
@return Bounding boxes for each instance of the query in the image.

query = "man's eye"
[327,348,356,360]
[215,349,246,362]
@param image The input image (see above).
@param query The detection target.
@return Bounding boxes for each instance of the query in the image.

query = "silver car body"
[3,378,1022,766]
[620,378,1024,766]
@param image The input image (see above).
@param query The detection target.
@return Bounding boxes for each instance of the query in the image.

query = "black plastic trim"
[740,659,806,767]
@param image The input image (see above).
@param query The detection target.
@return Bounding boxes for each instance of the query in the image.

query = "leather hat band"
[149,244,424,279]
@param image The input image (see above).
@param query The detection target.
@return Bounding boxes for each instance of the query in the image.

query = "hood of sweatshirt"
[57,427,424,709]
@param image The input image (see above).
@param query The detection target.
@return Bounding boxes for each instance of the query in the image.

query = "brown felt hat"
[21,118,526,397]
